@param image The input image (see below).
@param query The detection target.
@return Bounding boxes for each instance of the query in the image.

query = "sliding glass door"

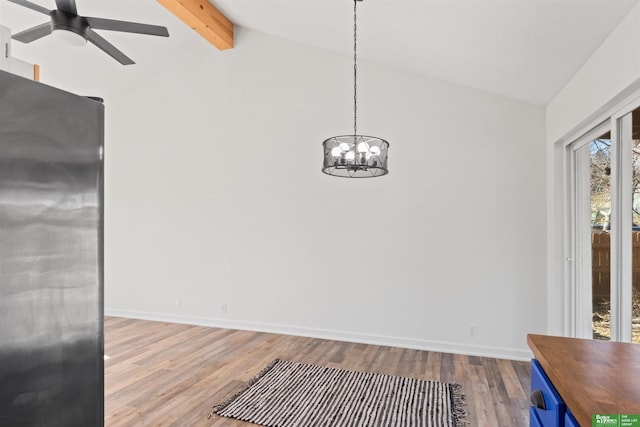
[572,128,611,339]
[571,106,640,343]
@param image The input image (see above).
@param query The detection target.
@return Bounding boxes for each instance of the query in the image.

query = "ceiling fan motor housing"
[50,10,88,39]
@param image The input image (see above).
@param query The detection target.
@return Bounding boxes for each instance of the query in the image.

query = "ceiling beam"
[157,0,233,50]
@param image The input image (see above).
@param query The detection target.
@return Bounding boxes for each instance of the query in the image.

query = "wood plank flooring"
[104,317,531,426]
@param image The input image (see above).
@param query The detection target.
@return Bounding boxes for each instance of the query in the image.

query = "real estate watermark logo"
[594,415,619,426]
[593,414,640,427]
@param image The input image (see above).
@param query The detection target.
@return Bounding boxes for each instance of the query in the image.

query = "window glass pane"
[591,132,611,340]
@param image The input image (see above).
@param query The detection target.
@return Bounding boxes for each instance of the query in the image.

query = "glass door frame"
[569,122,610,339]
[609,102,636,342]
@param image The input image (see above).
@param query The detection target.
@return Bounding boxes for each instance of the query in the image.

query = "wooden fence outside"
[592,232,640,304]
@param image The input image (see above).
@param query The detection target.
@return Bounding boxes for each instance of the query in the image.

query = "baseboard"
[105,308,533,361]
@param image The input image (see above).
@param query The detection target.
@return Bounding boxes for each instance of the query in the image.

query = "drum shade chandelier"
[322,0,389,178]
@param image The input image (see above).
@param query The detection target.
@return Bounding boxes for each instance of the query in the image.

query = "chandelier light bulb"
[369,145,381,156]
[331,146,342,157]
[339,142,351,152]
[356,142,369,153]
[345,151,356,162]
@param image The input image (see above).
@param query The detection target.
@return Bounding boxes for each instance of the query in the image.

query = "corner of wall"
[546,2,640,145]
[545,1,640,336]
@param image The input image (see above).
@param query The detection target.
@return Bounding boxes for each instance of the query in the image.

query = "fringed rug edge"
[450,383,469,427]
[207,358,282,419]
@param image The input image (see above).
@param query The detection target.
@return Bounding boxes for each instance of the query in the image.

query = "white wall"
[105,27,547,360]
[547,3,640,145]
[546,2,640,335]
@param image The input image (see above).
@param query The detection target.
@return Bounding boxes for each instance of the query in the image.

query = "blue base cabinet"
[530,407,544,427]
[530,359,578,427]
[565,409,579,427]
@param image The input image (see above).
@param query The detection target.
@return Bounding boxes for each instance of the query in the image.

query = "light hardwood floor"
[104,317,531,426]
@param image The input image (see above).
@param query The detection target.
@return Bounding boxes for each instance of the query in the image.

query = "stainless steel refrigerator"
[0,70,104,426]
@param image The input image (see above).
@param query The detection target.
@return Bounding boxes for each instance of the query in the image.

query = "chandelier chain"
[353,0,358,136]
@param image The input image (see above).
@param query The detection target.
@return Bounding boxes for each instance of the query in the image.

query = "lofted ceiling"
[0,0,638,105]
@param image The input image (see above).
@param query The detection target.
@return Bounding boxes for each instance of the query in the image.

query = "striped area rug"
[210,359,467,427]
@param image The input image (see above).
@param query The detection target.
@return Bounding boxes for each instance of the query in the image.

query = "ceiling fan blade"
[85,17,169,37]
[6,0,51,15]
[86,28,134,65]
[55,0,77,14]
[12,22,52,43]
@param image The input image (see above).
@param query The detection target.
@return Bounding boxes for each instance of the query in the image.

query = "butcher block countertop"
[528,334,640,427]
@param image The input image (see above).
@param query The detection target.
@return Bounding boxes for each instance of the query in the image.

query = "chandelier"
[322,0,389,178]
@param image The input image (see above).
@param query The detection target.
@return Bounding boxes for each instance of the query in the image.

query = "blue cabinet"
[565,409,579,427]
[530,407,544,427]
[530,359,576,427]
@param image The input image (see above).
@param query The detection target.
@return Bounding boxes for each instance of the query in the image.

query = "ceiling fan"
[7,0,169,65]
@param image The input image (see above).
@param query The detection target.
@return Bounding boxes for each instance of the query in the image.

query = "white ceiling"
[1,0,638,105]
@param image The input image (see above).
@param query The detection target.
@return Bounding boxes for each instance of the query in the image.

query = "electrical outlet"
[176,298,182,309]
[220,303,227,315]
[468,324,477,337]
